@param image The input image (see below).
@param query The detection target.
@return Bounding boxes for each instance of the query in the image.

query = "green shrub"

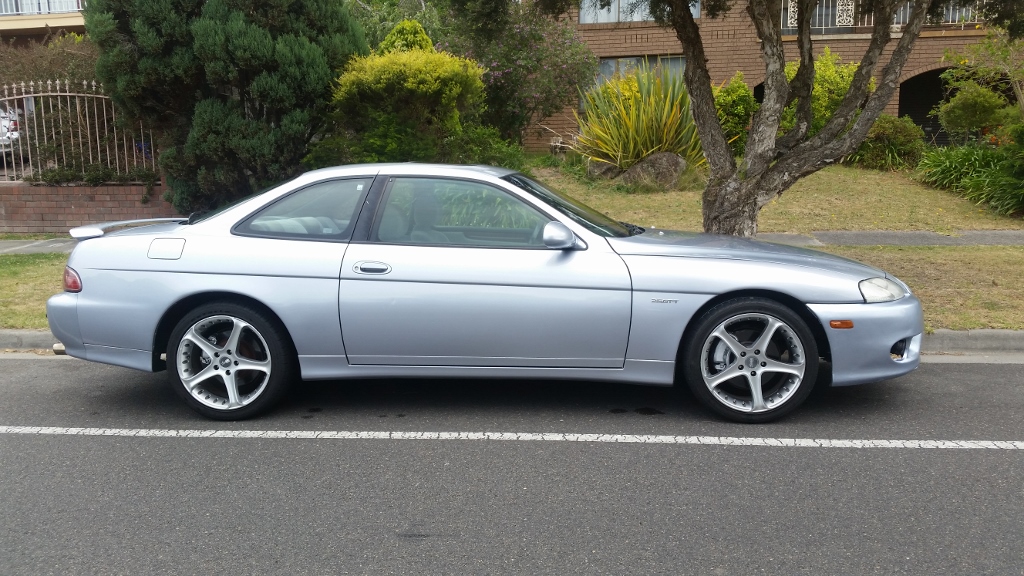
[961,165,1024,215]
[936,81,1011,144]
[439,3,597,143]
[572,65,703,172]
[27,163,160,199]
[377,19,434,53]
[714,72,759,156]
[307,45,486,165]
[0,33,99,85]
[963,124,1024,215]
[918,141,1024,215]
[782,47,867,136]
[439,124,525,170]
[918,145,1004,191]
[846,115,926,171]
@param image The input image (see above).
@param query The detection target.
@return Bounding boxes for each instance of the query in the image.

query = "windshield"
[503,174,631,238]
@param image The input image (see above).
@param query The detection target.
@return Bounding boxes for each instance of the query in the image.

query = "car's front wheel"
[167,302,294,420]
[682,297,819,423]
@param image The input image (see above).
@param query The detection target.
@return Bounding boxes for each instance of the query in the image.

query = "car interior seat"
[410,193,450,244]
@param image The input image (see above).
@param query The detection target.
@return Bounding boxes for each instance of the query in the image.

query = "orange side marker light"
[829,320,854,329]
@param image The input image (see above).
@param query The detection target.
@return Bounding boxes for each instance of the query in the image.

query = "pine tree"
[86,0,368,212]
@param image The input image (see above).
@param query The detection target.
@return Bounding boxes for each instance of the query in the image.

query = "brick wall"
[525,7,987,151]
[0,183,180,234]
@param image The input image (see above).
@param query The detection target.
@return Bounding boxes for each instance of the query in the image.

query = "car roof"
[302,163,519,180]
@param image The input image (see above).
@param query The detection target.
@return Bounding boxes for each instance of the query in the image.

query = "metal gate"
[0,80,157,182]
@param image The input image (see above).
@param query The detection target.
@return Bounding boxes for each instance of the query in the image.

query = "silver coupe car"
[47,163,923,423]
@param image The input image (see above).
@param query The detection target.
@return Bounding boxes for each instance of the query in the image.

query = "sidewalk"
[756,229,1024,247]
[0,238,77,254]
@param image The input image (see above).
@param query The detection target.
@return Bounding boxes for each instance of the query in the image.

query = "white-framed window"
[596,55,685,84]
[580,0,700,23]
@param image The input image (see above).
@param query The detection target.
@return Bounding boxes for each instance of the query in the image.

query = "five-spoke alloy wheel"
[683,297,819,423]
[167,302,294,420]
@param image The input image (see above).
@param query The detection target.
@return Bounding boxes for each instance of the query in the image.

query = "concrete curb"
[0,329,57,350]
[3,328,1023,354]
[922,329,1024,353]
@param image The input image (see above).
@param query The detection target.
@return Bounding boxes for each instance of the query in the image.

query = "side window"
[236,178,371,240]
[374,178,551,248]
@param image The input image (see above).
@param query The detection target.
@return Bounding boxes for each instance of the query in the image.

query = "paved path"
[758,229,1024,247]
[0,238,77,254]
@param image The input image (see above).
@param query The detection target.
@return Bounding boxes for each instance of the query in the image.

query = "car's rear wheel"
[167,302,294,420]
[682,297,819,423]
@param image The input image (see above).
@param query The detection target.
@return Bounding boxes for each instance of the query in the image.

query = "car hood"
[607,230,885,279]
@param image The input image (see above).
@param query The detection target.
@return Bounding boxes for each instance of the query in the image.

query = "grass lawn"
[0,253,66,329]
[532,164,1024,234]
[824,246,1024,332]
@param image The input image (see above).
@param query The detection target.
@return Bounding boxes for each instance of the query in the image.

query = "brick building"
[528,0,988,150]
[0,0,84,41]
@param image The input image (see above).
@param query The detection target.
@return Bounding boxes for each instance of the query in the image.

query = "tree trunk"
[662,0,934,237]
[702,176,761,236]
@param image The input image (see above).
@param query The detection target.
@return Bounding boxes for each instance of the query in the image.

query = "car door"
[339,176,632,368]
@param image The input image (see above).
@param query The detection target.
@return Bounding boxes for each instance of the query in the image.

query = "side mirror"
[543,221,577,250]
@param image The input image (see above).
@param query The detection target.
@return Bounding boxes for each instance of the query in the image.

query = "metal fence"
[0,80,156,182]
[782,0,983,33]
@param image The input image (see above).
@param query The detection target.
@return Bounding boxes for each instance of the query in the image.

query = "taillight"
[63,266,82,293]
[9,120,17,131]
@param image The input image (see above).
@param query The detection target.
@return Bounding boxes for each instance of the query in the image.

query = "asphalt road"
[1,357,1022,575]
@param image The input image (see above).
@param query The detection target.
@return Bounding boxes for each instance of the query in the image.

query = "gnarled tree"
[453,0,1024,236]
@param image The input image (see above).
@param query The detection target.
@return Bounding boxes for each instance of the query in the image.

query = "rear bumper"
[808,296,924,386]
[47,292,154,371]
[46,292,86,359]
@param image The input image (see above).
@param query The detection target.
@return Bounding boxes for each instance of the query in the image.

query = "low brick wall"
[0,183,180,234]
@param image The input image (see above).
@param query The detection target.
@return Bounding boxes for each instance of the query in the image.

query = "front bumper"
[808,295,924,386]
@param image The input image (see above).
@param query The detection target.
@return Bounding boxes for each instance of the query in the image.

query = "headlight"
[859,277,907,303]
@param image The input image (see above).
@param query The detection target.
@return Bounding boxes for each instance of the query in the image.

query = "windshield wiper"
[620,221,646,236]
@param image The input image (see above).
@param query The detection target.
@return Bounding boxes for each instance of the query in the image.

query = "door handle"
[353,261,392,274]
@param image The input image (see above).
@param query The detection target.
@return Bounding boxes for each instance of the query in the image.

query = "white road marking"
[0,425,1021,449]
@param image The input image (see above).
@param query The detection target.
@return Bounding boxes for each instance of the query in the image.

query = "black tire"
[166,302,295,420]
[681,297,819,423]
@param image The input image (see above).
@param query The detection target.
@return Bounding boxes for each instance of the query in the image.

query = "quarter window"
[374,178,551,248]
[236,178,371,239]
